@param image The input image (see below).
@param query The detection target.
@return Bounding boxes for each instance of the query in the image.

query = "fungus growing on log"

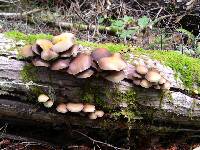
[82,104,95,113]
[91,48,112,62]
[20,45,34,58]
[38,94,49,103]
[88,112,97,120]
[66,103,84,112]
[32,58,50,67]
[51,59,70,70]
[56,103,68,113]
[43,99,54,108]
[94,110,104,118]
[145,70,161,83]
[36,39,53,51]
[103,71,125,83]
[41,49,58,61]
[136,65,148,75]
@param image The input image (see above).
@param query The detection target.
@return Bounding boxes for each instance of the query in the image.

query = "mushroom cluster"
[38,94,54,108]
[21,32,175,90]
[124,55,174,90]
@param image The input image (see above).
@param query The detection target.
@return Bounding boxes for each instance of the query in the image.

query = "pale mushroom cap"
[94,110,104,117]
[77,69,94,78]
[41,49,58,61]
[67,53,92,75]
[104,71,125,83]
[159,77,166,84]
[52,39,74,53]
[136,65,148,75]
[145,70,161,83]
[66,103,84,112]
[20,45,34,58]
[91,48,112,61]
[98,54,127,71]
[140,79,151,88]
[51,59,70,70]
[161,82,171,90]
[32,58,50,67]
[52,32,75,44]
[82,104,96,113]
[36,39,53,51]
[43,99,54,108]
[60,44,79,57]
[56,103,68,113]
[38,94,49,103]
[88,112,97,120]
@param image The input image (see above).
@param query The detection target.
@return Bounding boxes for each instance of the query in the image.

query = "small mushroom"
[159,77,166,84]
[66,103,84,112]
[52,32,75,44]
[60,44,79,57]
[91,48,112,62]
[67,53,92,75]
[32,44,42,55]
[43,99,54,108]
[140,79,151,88]
[52,40,74,53]
[41,49,59,61]
[161,82,171,90]
[88,112,97,120]
[145,70,161,83]
[77,69,94,78]
[20,45,34,58]
[56,103,68,113]
[32,58,50,67]
[94,110,104,118]
[98,53,127,71]
[136,65,148,75]
[51,59,70,70]
[38,94,49,103]
[36,39,53,51]
[83,104,95,113]
[103,71,125,83]
[124,64,142,79]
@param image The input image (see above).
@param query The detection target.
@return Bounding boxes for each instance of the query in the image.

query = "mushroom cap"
[82,104,96,113]
[77,69,94,78]
[98,53,127,71]
[145,70,161,83]
[140,79,151,88]
[136,65,148,75]
[36,39,53,51]
[104,71,125,83]
[159,77,166,84]
[94,110,104,117]
[43,99,54,108]
[66,103,84,112]
[32,58,50,67]
[124,64,142,79]
[32,44,42,55]
[41,49,59,61]
[20,45,34,58]
[161,82,171,90]
[132,78,141,85]
[60,44,79,57]
[52,39,74,53]
[88,112,97,120]
[56,103,68,113]
[91,48,112,61]
[51,59,70,70]
[52,32,75,44]
[38,94,49,103]
[67,53,92,75]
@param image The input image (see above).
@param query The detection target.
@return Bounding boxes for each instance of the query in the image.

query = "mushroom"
[124,64,142,79]
[98,53,127,71]
[56,103,68,113]
[38,94,49,103]
[82,104,95,113]
[52,32,75,44]
[20,45,34,58]
[67,53,92,75]
[94,110,104,117]
[51,59,70,70]
[132,78,141,85]
[136,65,148,75]
[36,39,53,51]
[32,44,42,55]
[145,70,161,83]
[66,103,84,112]
[32,58,50,67]
[91,48,112,62]
[43,99,54,108]
[60,44,79,57]
[41,49,59,61]
[88,112,97,120]
[159,77,166,84]
[154,85,161,89]
[161,82,171,90]
[140,79,151,88]
[77,69,94,78]
[103,70,125,83]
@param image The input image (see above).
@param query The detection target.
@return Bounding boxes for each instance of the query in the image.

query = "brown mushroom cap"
[51,59,70,70]
[88,112,97,120]
[98,53,127,71]
[91,48,112,62]
[104,70,125,83]
[41,49,59,61]
[94,110,104,117]
[60,44,79,57]
[32,58,50,67]
[77,69,94,78]
[67,53,92,75]
[52,39,74,53]
[20,45,34,58]
[82,104,96,113]
[145,70,161,83]
[124,64,142,79]
[132,78,141,85]
[136,65,148,75]
[161,82,171,90]
[38,94,49,103]
[36,39,53,51]
[56,103,68,113]
[140,79,151,88]
[32,44,42,55]
[43,99,54,108]
[66,103,84,112]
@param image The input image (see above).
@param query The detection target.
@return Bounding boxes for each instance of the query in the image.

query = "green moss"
[20,64,38,82]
